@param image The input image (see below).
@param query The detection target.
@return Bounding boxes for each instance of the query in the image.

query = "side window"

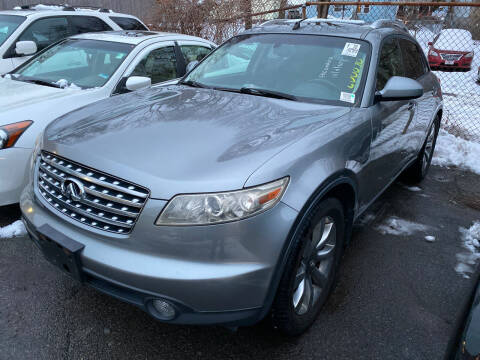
[18,17,69,52]
[180,45,211,64]
[110,17,147,31]
[399,39,426,79]
[376,37,404,91]
[69,16,112,35]
[130,46,177,85]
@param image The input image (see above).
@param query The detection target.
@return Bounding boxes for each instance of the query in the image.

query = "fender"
[253,171,358,324]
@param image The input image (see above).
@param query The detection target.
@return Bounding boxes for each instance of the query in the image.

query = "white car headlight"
[0,120,33,150]
[156,177,289,226]
[429,50,439,57]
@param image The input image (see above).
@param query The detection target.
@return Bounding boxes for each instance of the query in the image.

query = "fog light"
[152,299,176,320]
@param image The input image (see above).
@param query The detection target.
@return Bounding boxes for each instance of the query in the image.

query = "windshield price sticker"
[342,43,361,57]
[340,92,355,103]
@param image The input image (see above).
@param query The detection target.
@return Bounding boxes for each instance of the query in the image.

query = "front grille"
[36,151,150,234]
[440,53,462,61]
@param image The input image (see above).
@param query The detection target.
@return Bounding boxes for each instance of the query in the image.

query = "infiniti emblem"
[61,177,85,202]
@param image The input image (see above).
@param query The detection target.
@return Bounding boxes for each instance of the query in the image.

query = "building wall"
[0,0,157,21]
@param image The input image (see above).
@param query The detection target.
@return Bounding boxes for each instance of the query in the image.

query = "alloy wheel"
[292,216,337,315]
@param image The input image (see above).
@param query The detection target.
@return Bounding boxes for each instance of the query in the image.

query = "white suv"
[0,4,148,74]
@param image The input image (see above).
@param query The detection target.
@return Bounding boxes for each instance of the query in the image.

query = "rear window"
[110,17,147,31]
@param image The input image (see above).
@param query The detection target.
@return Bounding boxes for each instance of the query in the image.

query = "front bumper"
[429,57,472,72]
[0,147,32,206]
[20,181,298,325]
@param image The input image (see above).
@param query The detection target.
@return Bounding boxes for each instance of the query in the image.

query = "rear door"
[67,16,112,35]
[177,40,214,74]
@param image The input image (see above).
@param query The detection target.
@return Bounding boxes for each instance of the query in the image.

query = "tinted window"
[110,17,147,31]
[180,45,211,64]
[19,17,68,52]
[376,37,404,91]
[0,15,26,47]
[131,46,177,84]
[399,39,426,79]
[69,16,112,34]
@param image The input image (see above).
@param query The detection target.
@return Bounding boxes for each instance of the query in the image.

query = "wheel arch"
[255,170,358,324]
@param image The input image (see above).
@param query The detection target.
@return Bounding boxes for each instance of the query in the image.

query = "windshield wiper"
[239,87,297,101]
[179,79,208,88]
[17,77,62,89]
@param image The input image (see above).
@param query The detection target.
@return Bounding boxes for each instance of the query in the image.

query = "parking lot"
[2,165,479,360]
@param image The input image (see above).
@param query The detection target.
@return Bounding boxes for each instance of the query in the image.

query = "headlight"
[0,121,33,150]
[465,51,474,59]
[156,177,289,226]
[429,50,439,57]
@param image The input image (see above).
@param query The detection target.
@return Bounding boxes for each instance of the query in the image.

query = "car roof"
[70,30,214,45]
[243,18,409,40]
[0,8,139,19]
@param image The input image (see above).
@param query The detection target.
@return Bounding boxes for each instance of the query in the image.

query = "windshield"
[13,39,134,89]
[183,34,370,105]
[0,15,26,47]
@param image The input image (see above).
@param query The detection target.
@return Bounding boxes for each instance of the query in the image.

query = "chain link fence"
[151,1,480,142]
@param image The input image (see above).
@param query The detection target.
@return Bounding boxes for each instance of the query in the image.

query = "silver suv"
[21,19,442,335]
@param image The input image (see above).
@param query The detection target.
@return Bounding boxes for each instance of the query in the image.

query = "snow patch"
[0,220,27,239]
[55,79,81,90]
[456,221,480,278]
[433,130,480,175]
[425,235,436,242]
[375,216,428,236]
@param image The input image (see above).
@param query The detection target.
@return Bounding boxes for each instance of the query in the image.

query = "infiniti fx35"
[21,19,442,336]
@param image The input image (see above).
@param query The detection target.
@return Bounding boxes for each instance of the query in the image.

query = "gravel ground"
[1,166,480,360]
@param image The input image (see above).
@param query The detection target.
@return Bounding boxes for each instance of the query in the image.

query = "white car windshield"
[183,33,370,106]
[0,15,26,47]
[13,39,134,89]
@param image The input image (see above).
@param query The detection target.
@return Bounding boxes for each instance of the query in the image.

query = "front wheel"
[270,198,345,336]
[402,117,440,184]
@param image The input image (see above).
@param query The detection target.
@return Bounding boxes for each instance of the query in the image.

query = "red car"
[428,29,474,72]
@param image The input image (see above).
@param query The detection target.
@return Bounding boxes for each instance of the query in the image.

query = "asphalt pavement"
[1,166,480,360]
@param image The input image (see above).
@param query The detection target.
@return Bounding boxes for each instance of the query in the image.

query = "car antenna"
[292,18,307,30]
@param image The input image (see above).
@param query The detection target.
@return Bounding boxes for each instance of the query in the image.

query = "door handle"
[407,102,416,111]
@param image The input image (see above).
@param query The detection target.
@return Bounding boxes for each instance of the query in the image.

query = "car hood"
[0,77,105,148]
[44,85,350,199]
[0,77,82,112]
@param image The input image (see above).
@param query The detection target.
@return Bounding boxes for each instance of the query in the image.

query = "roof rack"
[370,19,409,33]
[260,18,366,28]
[14,4,112,13]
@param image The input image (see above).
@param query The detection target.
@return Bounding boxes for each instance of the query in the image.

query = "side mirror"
[186,60,199,73]
[15,41,37,56]
[428,41,433,46]
[125,76,151,91]
[376,76,423,101]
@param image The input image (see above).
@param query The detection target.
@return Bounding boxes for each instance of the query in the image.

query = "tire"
[402,116,440,184]
[270,197,345,336]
